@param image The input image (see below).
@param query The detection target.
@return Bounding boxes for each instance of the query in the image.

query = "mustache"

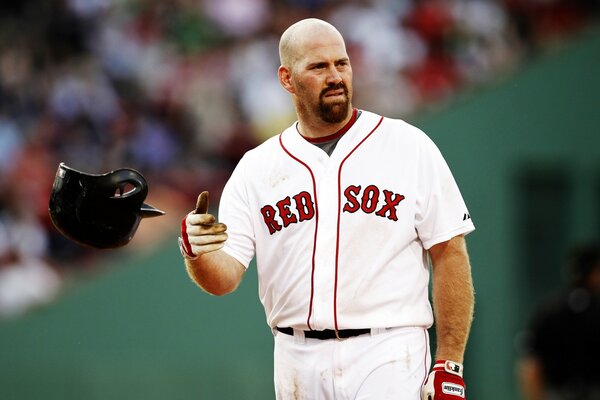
[320,82,347,98]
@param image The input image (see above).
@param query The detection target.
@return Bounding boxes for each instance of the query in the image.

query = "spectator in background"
[0,184,62,319]
[519,242,600,400]
[0,0,598,320]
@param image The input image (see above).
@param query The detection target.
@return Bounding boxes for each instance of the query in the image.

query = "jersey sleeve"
[415,132,475,250]
[218,155,256,269]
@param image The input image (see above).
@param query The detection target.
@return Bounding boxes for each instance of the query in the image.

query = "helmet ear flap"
[48,163,165,249]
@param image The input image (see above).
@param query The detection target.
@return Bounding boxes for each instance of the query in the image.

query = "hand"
[179,191,228,260]
[421,360,466,399]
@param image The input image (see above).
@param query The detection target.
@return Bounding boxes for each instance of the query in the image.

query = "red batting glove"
[421,360,466,399]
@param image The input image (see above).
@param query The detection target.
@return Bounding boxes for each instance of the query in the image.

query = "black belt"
[276,327,371,340]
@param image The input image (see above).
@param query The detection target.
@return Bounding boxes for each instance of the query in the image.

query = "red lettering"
[260,205,282,234]
[361,185,379,213]
[293,191,315,221]
[343,185,361,213]
[260,191,316,234]
[375,190,405,221]
[276,197,298,228]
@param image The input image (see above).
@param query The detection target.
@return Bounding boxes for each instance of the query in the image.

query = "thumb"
[195,191,209,214]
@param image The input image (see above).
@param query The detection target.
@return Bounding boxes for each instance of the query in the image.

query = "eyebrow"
[306,57,350,68]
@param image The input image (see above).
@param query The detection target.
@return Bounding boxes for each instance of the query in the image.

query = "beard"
[318,82,350,124]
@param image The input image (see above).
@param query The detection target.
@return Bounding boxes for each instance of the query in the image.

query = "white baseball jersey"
[219,109,475,331]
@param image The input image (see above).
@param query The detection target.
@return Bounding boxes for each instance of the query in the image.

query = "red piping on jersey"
[278,134,319,331]
[334,115,384,332]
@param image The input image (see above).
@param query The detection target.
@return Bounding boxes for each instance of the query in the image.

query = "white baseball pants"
[274,327,431,400]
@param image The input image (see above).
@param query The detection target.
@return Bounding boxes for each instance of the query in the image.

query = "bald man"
[180,18,475,399]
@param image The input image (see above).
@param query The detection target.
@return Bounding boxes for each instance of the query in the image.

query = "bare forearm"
[429,236,475,362]
[185,250,245,296]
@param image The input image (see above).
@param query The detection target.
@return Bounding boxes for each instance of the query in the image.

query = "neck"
[296,105,354,139]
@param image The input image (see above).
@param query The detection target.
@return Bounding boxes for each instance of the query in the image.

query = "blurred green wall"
[1,25,599,400]
[0,244,273,400]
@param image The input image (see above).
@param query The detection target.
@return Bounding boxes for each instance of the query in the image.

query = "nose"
[326,66,342,85]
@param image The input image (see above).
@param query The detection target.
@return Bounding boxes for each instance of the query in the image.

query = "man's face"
[291,32,353,124]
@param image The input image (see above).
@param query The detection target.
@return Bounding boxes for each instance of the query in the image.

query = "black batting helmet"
[48,163,165,249]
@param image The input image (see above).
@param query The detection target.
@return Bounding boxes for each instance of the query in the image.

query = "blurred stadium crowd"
[0,0,597,318]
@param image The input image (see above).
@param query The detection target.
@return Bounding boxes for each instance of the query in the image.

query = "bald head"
[279,18,346,70]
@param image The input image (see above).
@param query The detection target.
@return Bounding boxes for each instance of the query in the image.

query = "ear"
[278,65,295,94]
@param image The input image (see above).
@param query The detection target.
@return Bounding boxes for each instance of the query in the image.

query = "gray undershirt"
[315,136,344,156]
[300,111,362,156]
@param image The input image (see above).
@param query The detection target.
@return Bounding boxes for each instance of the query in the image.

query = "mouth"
[323,89,346,98]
